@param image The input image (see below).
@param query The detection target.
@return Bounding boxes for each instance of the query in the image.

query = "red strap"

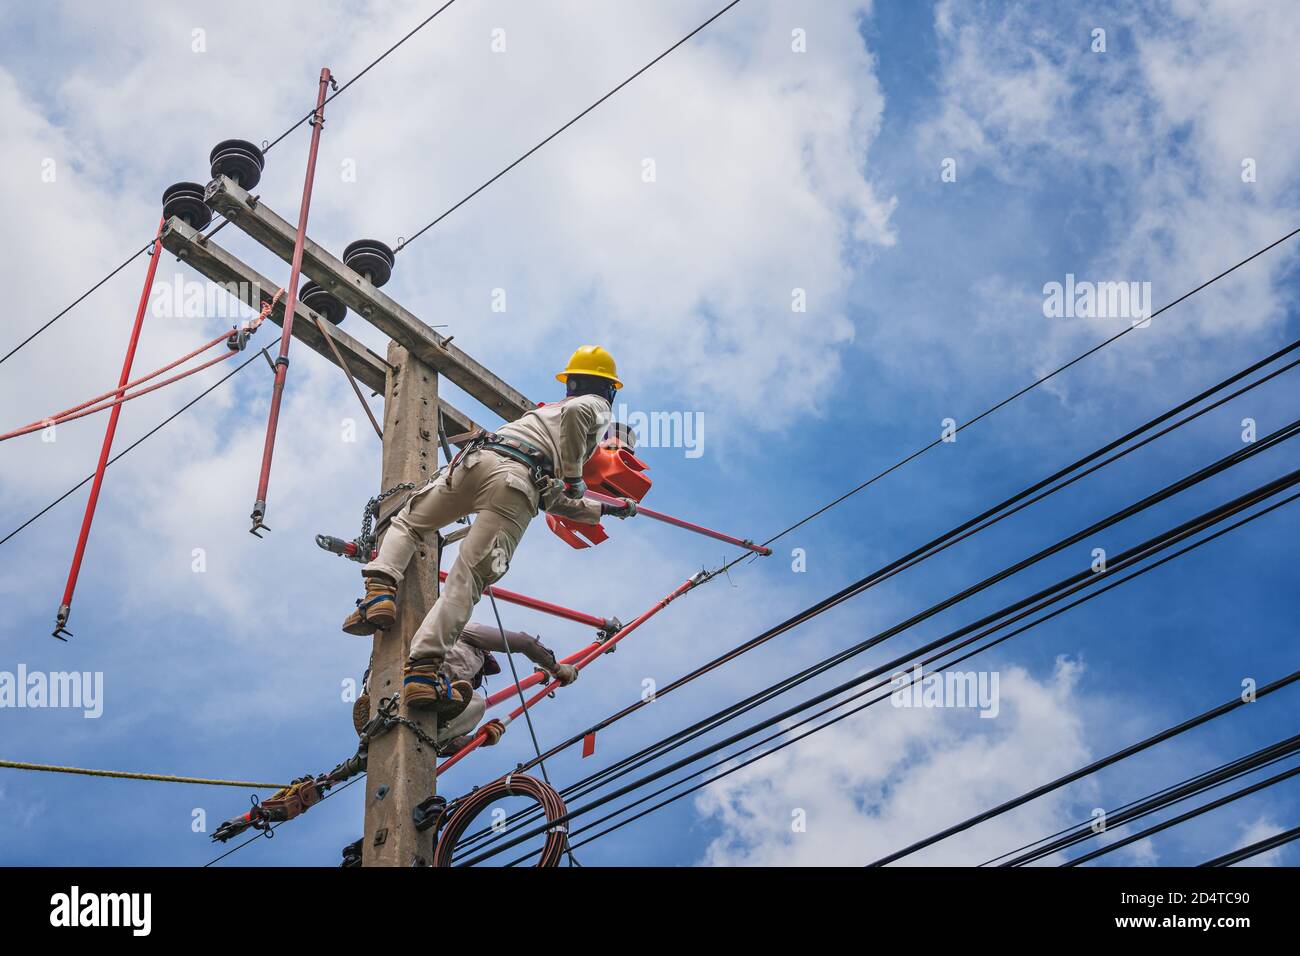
[582,732,596,758]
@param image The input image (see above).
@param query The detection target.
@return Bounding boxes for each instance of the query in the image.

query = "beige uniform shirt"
[496,394,609,524]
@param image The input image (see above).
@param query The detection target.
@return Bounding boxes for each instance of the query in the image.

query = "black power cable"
[1200,824,1300,866]
[484,416,1300,842]
[454,344,1300,852]
[868,669,1300,866]
[1,1,464,366]
[536,491,1300,864]
[460,369,1300,858]
[394,0,742,252]
[1063,762,1300,867]
[460,460,1300,866]
[989,733,1300,866]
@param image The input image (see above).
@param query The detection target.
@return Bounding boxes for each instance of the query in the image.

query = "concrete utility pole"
[363,343,442,866]
[166,181,536,866]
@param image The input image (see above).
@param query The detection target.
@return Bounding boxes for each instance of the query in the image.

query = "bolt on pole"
[250,67,333,536]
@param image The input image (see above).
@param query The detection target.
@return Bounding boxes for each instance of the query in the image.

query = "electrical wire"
[394,0,742,252]
[985,734,1300,866]
[0,348,270,548]
[433,773,569,868]
[484,481,1300,862]
[1063,762,1300,867]
[458,463,1300,866]
[1,1,463,365]
[473,415,1300,847]
[454,362,1300,852]
[537,492,1300,864]
[543,489,1300,863]
[867,669,1300,866]
[1200,824,1300,866]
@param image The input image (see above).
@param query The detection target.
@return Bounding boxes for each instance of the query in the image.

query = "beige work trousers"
[366,449,538,666]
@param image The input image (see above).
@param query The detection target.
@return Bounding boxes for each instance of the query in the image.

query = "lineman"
[341,345,637,716]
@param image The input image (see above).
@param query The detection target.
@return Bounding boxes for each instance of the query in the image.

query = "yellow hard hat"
[556,345,623,389]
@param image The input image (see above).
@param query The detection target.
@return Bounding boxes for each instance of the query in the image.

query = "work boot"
[402,664,473,718]
[341,572,397,636]
[352,691,370,737]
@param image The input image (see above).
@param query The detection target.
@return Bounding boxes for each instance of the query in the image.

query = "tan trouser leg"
[408,456,535,666]
[365,462,476,586]
[437,694,486,746]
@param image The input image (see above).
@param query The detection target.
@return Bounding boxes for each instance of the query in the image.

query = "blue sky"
[2,0,1298,867]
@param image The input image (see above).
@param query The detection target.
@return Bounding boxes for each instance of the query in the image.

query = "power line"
[394,0,742,252]
[1063,761,1300,867]
[0,758,287,790]
[0,1,463,366]
[0,348,269,548]
[458,459,1300,866]
[1200,823,1300,866]
[728,226,1300,571]
[539,418,1300,815]
[454,358,1300,851]
[539,491,1300,863]
[486,481,1300,863]
[868,668,1300,866]
[985,733,1300,866]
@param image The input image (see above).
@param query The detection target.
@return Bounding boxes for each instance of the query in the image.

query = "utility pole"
[169,169,535,867]
[362,343,442,866]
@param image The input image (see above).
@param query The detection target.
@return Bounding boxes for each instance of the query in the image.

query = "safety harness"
[448,427,557,492]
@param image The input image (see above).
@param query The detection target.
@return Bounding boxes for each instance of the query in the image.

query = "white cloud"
[0,0,891,633]
[694,656,1093,865]
[1228,815,1290,867]
[914,0,1300,404]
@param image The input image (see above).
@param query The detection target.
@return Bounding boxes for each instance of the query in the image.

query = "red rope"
[1,290,282,445]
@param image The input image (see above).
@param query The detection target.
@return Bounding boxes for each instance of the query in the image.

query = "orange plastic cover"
[547,441,652,549]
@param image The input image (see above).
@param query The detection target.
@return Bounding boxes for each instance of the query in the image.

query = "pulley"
[209,138,265,189]
[161,182,212,230]
[300,281,347,324]
[342,239,395,288]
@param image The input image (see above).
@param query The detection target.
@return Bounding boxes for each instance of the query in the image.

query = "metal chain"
[358,482,418,555]
[362,695,443,753]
